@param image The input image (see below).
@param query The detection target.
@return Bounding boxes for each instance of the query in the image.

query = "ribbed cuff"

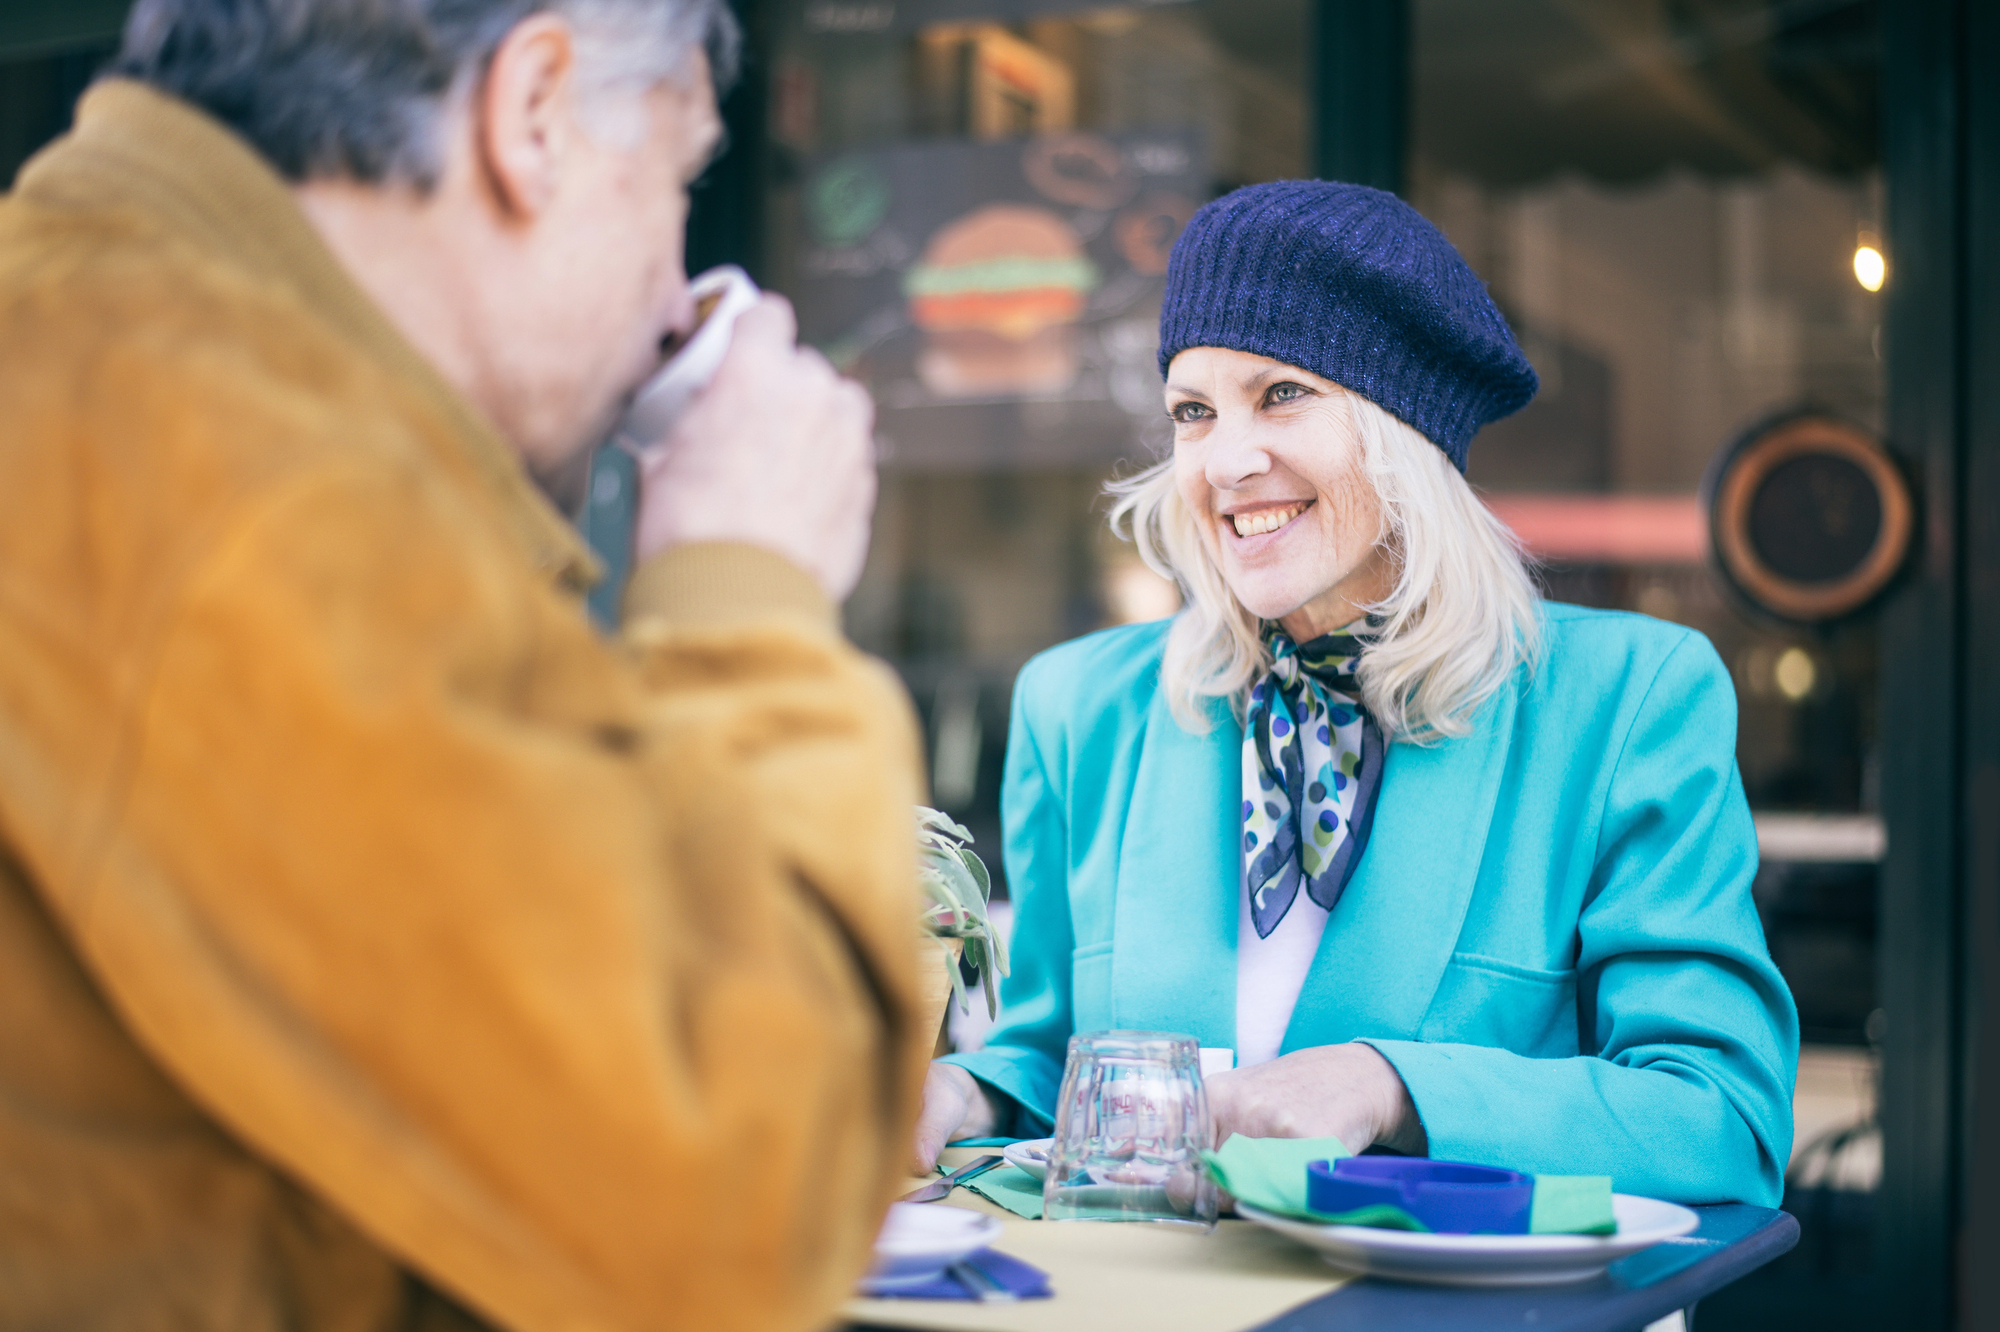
[624,542,835,633]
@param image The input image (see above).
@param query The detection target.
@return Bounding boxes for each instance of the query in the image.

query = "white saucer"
[861,1202,1005,1293]
[1002,1138,1054,1182]
[1237,1193,1700,1287]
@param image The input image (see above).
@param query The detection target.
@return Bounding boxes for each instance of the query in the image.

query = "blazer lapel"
[1107,692,1240,1050]
[1283,680,1521,1048]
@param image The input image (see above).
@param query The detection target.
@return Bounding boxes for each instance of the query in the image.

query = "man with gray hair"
[0,3,929,1331]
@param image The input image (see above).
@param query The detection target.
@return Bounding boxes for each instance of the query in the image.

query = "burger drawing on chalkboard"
[903,204,1099,398]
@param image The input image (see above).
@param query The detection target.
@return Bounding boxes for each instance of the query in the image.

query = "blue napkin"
[863,1248,1052,1301]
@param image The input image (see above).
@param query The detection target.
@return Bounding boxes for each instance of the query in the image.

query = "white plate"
[1237,1193,1700,1287]
[861,1202,1005,1293]
[1002,1138,1054,1182]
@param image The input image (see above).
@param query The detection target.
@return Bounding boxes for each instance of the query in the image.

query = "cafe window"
[762,0,1312,913]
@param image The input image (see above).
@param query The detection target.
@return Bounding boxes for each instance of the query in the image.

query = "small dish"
[1237,1193,1699,1287]
[861,1202,1005,1293]
[1002,1138,1055,1182]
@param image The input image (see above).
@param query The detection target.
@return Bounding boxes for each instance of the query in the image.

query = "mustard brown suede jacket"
[0,82,929,1332]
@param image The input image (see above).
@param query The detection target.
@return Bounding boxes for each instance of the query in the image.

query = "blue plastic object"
[1306,1157,1535,1234]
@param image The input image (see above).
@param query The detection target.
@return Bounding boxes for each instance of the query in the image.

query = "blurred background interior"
[4,1,1993,1328]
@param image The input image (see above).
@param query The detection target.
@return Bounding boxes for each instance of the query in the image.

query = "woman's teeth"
[1230,502,1308,537]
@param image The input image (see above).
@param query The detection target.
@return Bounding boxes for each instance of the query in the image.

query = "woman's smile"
[1226,499,1314,539]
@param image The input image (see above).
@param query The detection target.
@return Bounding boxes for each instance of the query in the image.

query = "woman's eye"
[1169,401,1212,424]
[1266,382,1308,405]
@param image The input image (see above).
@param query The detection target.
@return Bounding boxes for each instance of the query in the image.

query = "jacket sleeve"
[939,656,1074,1132]
[65,462,931,1332]
[1366,634,1799,1205]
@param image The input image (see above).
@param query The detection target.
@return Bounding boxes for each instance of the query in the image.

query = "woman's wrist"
[938,1062,1000,1141]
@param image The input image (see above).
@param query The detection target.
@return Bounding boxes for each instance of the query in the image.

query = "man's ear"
[476,14,580,219]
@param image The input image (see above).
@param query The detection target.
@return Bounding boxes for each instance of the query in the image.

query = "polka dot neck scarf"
[1242,625,1387,939]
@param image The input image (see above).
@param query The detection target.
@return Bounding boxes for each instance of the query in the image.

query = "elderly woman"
[914,182,1797,1205]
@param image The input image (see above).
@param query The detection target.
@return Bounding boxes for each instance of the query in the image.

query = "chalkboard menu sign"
[791,130,1206,469]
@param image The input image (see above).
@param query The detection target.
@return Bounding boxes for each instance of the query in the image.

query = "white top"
[1234,864,1333,1067]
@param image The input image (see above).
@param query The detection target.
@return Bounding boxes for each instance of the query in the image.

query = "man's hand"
[1205,1042,1426,1154]
[636,295,876,600]
[912,1061,999,1174]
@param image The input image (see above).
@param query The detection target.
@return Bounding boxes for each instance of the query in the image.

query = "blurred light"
[1484,494,1706,565]
[1775,646,1818,701]
[1634,581,1682,622]
[1853,244,1886,292]
[930,677,982,810]
[1754,813,1886,863]
[1103,557,1182,624]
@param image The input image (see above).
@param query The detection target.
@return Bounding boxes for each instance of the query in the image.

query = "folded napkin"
[864,1248,1052,1301]
[1201,1134,1353,1216]
[959,1163,1045,1219]
[1200,1135,1616,1235]
[1528,1173,1617,1235]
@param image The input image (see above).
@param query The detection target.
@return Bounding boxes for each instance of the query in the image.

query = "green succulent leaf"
[958,846,991,901]
[916,805,1008,1019]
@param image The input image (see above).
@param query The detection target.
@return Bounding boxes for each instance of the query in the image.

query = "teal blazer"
[946,604,1798,1206]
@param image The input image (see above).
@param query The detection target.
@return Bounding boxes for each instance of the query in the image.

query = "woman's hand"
[912,1062,1000,1174]
[1205,1042,1427,1155]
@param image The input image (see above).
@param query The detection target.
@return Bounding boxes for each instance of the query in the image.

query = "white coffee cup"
[619,264,760,451]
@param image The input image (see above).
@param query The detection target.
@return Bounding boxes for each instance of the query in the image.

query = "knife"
[898,1153,1005,1203]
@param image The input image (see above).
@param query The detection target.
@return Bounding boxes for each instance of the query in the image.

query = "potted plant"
[916,808,1009,1049]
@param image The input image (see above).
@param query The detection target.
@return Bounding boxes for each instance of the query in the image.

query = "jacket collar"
[15,80,599,593]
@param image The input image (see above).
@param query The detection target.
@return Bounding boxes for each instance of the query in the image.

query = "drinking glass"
[1043,1030,1217,1229]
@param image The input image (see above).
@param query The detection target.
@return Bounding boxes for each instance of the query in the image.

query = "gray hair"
[108,0,741,188]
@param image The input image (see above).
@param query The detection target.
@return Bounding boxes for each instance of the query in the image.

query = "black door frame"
[1960,1,2000,1320]
[1313,0,1407,193]
[1881,0,1998,1326]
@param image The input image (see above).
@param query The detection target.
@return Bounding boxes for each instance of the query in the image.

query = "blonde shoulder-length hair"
[1106,389,1541,744]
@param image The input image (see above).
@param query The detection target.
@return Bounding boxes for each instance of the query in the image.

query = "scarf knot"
[1241,626,1386,938]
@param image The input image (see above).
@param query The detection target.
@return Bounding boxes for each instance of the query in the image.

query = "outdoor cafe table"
[842,1147,1799,1332]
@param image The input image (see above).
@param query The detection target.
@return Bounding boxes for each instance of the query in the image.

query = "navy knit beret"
[1157,181,1538,470]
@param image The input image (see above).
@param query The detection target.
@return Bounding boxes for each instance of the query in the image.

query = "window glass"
[763,3,1310,970]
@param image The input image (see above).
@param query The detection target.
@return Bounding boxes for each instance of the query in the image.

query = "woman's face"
[1167,347,1395,640]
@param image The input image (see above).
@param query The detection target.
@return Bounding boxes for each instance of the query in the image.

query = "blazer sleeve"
[61,461,930,1332]
[1366,633,1799,1206]
[939,655,1076,1132]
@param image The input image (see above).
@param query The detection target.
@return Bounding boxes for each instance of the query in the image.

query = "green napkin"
[1199,1135,1410,1224]
[1529,1174,1616,1235]
[1199,1135,1616,1235]
[957,1163,1046,1219]
[1201,1134,1351,1216]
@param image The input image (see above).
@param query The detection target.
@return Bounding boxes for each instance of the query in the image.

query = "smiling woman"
[914,180,1799,1213]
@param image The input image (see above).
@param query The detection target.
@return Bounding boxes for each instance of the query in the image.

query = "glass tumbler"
[1043,1030,1217,1229]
